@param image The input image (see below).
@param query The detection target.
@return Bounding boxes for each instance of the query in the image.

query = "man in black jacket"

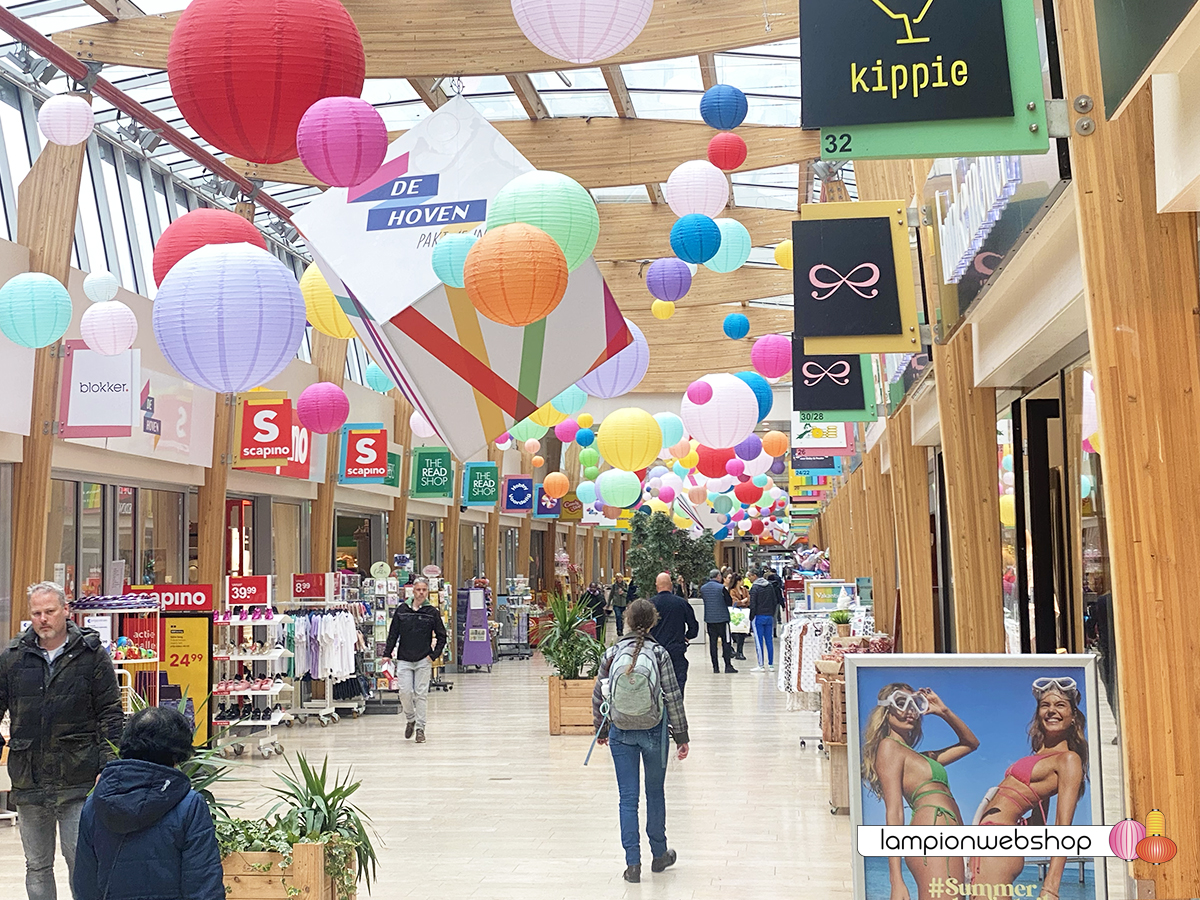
[748,567,785,671]
[0,581,124,900]
[649,572,699,698]
[382,578,447,744]
[699,569,737,674]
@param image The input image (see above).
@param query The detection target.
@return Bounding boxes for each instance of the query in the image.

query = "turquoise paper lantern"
[365,362,395,392]
[713,494,733,515]
[550,384,588,415]
[704,219,752,273]
[752,474,769,488]
[509,418,548,442]
[431,233,478,289]
[653,412,685,449]
[670,214,722,264]
[0,272,72,349]
[577,481,597,505]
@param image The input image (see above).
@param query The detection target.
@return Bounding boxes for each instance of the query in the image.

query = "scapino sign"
[233,392,292,468]
[129,584,214,613]
[338,423,389,483]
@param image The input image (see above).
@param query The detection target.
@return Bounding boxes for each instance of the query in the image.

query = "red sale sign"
[129,584,214,613]
[244,406,312,480]
[234,393,292,468]
[340,425,388,481]
[226,575,271,606]
[292,573,330,601]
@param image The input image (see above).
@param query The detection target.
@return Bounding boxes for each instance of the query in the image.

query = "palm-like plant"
[535,591,603,680]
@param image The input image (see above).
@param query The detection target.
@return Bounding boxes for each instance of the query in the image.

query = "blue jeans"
[754,615,775,666]
[609,725,668,866]
[19,795,84,900]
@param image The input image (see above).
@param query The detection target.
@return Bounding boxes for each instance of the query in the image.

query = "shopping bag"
[729,607,751,634]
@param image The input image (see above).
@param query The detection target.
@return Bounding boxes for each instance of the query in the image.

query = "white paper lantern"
[680,373,759,449]
[410,410,436,439]
[742,450,775,477]
[511,0,654,65]
[665,160,730,218]
[80,300,138,356]
[83,270,120,304]
[38,95,94,146]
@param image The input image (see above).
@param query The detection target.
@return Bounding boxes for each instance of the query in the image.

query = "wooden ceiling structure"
[49,0,807,392]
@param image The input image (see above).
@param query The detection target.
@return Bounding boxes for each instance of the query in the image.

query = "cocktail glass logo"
[347,151,487,232]
[870,0,936,44]
[1108,809,1178,865]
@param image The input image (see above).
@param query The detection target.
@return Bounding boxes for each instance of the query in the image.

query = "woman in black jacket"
[73,707,224,900]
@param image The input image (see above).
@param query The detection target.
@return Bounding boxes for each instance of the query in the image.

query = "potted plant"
[534,591,603,734]
[830,609,852,637]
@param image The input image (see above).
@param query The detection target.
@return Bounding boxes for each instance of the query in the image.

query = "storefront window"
[272,502,302,583]
[80,482,105,597]
[188,490,199,583]
[116,485,135,588]
[530,530,545,588]
[45,479,78,599]
[997,413,1019,653]
[140,489,184,584]
[502,527,517,582]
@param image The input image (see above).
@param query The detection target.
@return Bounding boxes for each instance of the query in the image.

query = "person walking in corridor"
[699,569,737,674]
[593,598,690,884]
[382,578,447,744]
[748,567,784,672]
[609,573,628,637]
[0,581,124,900]
[649,573,699,697]
[727,572,750,660]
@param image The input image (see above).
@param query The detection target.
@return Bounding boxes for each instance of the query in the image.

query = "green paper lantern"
[583,465,600,480]
[485,170,599,271]
[0,272,72,349]
[713,495,733,515]
[579,447,600,468]
[509,417,548,442]
[704,219,752,274]
[599,469,642,507]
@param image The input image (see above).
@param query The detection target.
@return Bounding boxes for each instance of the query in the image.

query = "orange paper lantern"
[464,223,569,327]
[761,430,789,457]
[532,454,545,468]
[543,471,570,499]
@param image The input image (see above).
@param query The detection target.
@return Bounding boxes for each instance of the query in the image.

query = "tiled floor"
[0,644,852,899]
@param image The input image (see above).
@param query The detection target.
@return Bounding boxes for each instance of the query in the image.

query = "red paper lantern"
[152,209,267,287]
[748,519,765,535]
[696,445,736,479]
[707,132,748,171]
[734,481,763,505]
[168,0,366,164]
[1136,835,1177,865]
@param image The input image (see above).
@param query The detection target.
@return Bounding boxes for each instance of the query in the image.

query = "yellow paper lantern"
[679,450,699,469]
[651,299,676,320]
[577,412,594,429]
[774,239,794,270]
[649,498,671,515]
[999,493,1017,528]
[529,399,569,427]
[596,407,663,472]
[300,263,356,339]
[673,513,692,529]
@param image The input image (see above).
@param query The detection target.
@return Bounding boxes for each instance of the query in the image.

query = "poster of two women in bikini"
[846,656,1105,900]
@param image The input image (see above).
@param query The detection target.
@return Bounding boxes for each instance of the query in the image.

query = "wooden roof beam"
[82,0,144,21]
[409,77,448,111]
[600,64,663,205]
[507,74,549,119]
[698,53,718,91]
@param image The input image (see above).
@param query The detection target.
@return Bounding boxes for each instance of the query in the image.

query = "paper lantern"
[700,85,749,130]
[736,433,763,461]
[577,481,597,505]
[681,373,759,449]
[597,408,662,472]
[529,400,568,427]
[576,427,595,447]
[999,494,1017,528]
[762,430,789,457]
[80,300,138,356]
[167,0,366,163]
[297,96,387,187]
[578,413,594,429]
[597,469,643,508]
[723,313,750,340]
[153,209,267,288]
[1108,819,1145,862]
[365,362,395,392]
[532,454,545,468]
[297,382,350,434]
[579,447,600,467]
[38,94,94,147]
[511,0,653,65]
[1137,835,1177,865]
[300,263,356,339]
[751,333,792,379]
[464,223,569,326]
[0,273,72,349]
[748,518,765,536]
[653,412,685,449]
[651,300,676,320]
[431,234,478,289]
[543,471,570,499]
[707,132,747,171]
[695,445,735,479]
[83,271,119,304]
[704,219,752,274]
[713,495,733,515]
[770,457,786,475]
[524,440,542,457]
[670,438,691,458]
[735,371,774,422]
[665,160,729,218]
[486,171,599,271]
[713,525,730,540]
[752,474,769,488]
[583,465,600,480]
[774,239,794,270]
[410,411,437,439]
[550,384,588,415]
[576,318,649,398]
[152,243,305,393]
[554,419,579,442]
[510,418,547,442]
[657,485,676,504]
[686,380,713,405]
[670,214,722,265]
[645,258,692,302]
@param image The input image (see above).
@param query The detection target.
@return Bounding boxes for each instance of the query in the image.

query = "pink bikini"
[982,750,1068,825]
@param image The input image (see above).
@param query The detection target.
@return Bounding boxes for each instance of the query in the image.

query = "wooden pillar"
[517,449,532,582]
[9,120,89,629]
[599,530,611,581]
[195,394,232,591]
[1057,2,1200,889]
[863,444,897,612]
[933,323,1004,652]
[443,460,463,589]
[582,528,594,585]
[888,406,935,651]
[541,436,563,594]
[484,445,502,590]
[309,332,348,573]
[387,391,414,564]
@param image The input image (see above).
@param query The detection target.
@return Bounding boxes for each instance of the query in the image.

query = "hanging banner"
[410,446,453,498]
[793,348,878,424]
[339,423,389,484]
[791,452,844,475]
[792,420,857,456]
[233,391,293,468]
[559,491,584,522]
[462,461,500,507]
[501,475,534,513]
[533,484,561,519]
[129,584,213,614]
[244,405,312,479]
[384,451,402,488]
[58,341,139,438]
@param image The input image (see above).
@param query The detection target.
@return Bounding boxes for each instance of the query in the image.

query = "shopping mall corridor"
[0,650,851,900]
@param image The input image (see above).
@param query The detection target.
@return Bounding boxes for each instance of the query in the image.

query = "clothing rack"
[281,600,368,724]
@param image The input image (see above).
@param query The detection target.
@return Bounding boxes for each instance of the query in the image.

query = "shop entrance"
[336,512,384,575]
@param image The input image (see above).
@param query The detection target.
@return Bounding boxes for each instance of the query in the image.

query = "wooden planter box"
[224,843,353,900]
[548,675,596,735]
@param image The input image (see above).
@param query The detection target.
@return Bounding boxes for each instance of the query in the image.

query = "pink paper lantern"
[38,94,94,146]
[411,410,437,439]
[297,97,388,187]
[658,486,676,504]
[751,333,792,379]
[726,458,745,477]
[79,300,138,356]
[297,381,349,434]
[1109,819,1146,862]
[510,0,654,65]
[686,380,713,405]
[665,160,729,218]
[554,419,580,443]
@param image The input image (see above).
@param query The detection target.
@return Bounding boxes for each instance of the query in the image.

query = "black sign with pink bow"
[792,346,875,419]
[792,217,903,337]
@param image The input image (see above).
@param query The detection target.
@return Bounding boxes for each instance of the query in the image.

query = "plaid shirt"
[592,637,689,745]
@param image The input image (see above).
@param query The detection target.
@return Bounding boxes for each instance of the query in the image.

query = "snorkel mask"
[1032,676,1080,703]
[877,689,929,716]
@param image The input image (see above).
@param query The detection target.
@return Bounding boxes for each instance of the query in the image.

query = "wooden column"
[862,444,897,612]
[387,391,414,564]
[9,122,89,628]
[541,436,563,594]
[484,445,502,590]
[888,405,935,651]
[195,394,233,591]
[933,323,1004,652]
[582,528,594,584]
[1057,1,1200,889]
[517,449,533,581]
[309,332,348,573]
[599,530,611,581]
[443,461,463,589]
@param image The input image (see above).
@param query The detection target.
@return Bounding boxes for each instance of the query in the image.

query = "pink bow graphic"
[808,262,881,300]
[802,360,852,386]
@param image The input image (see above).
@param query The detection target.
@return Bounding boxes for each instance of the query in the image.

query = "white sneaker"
[751,666,765,672]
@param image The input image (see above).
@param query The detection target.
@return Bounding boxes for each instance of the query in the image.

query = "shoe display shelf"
[212,606,293,758]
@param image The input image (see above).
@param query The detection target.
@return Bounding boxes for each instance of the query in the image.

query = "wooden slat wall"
[1056,0,1200,889]
[887,406,935,652]
[484,445,502,590]
[517,449,533,582]
[862,444,897,617]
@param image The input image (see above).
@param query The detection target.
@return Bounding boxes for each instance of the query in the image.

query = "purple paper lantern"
[297,96,388,188]
[297,381,350,434]
[152,243,306,393]
[645,258,692,303]
[575,318,649,398]
[735,433,762,461]
[769,457,787,475]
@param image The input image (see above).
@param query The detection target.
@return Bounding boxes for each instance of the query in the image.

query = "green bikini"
[888,737,959,825]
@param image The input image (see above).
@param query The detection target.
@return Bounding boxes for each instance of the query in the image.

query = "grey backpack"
[608,640,663,731]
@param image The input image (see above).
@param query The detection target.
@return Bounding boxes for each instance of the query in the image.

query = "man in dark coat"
[649,572,699,698]
[699,569,737,674]
[0,581,124,900]
[382,578,448,743]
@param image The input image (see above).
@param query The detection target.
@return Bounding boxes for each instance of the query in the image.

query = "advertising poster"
[339,423,390,484]
[159,615,212,745]
[846,656,1104,900]
[232,391,292,468]
[807,580,856,609]
[58,342,139,438]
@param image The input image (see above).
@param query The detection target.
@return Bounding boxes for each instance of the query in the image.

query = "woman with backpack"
[592,598,690,884]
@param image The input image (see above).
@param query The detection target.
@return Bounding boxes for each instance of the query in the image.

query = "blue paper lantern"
[700,84,748,130]
[735,371,773,422]
[704,219,752,273]
[575,426,595,447]
[0,272,72,349]
[431,233,478,289]
[723,312,750,340]
[713,525,730,540]
[152,243,305,393]
[365,362,395,392]
[670,214,722,264]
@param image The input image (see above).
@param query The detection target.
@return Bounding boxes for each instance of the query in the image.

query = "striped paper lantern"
[153,209,267,288]
[575,318,648,398]
[511,0,654,65]
[297,381,350,434]
[665,160,729,218]
[1108,819,1145,862]
[38,94,94,146]
[296,96,388,188]
[0,273,72,349]
[80,300,138,356]
[645,257,692,302]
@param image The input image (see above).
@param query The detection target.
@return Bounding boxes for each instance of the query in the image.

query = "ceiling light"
[29,59,58,84]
